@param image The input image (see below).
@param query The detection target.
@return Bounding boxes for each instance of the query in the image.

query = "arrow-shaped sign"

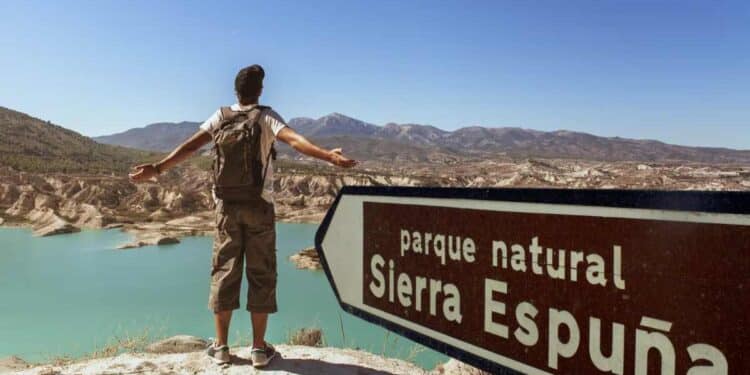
[315,186,750,374]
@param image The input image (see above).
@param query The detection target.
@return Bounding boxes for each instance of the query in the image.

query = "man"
[129,64,356,367]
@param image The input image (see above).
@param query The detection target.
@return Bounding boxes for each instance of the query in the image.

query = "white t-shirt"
[199,103,287,203]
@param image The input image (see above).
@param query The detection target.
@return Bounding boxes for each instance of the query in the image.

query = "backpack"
[211,105,275,203]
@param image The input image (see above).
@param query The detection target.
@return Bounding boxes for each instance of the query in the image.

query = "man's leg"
[243,201,277,350]
[251,312,269,348]
[214,310,233,346]
[208,201,244,346]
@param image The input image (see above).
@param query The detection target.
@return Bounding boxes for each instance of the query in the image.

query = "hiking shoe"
[206,343,231,365]
[251,343,277,368]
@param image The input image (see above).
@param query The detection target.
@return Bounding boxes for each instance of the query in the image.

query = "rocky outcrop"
[432,359,491,375]
[26,208,80,237]
[5,192,35,217]
[0,356,29,372]
[0,184,20,207]
[117,233,180,249]
[145,335,209,354]
[116,212,215,248]
[11,344,425,375]
[289,247,322,270]
[59,201,110,228]
[148,208,172,221]
[0,168,214,236]
[0,168,213,228]
[33,221,79,237]
[165,214,212,229]
[1,160,748,238]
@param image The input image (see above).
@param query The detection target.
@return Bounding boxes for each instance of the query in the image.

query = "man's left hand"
[328,148,357,168]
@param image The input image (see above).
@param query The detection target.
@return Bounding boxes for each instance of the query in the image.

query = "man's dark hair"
[235,64,265,103]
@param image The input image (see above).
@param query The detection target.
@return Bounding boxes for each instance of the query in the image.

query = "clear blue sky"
[0,0,748,148]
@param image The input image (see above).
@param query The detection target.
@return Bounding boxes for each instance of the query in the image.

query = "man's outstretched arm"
[129,130,212,182]
[276,127,357,168]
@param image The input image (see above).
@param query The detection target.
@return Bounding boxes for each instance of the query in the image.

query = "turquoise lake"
[0,225,446,369]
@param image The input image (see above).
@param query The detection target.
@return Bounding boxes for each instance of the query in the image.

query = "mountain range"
[93,121,200,152]
[94,112,750,164]
[0,104,747,175]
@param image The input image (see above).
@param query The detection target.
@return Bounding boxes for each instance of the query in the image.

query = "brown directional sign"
[316,187,750,374]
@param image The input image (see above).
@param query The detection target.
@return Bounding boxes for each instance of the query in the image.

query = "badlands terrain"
[1,158,748,247]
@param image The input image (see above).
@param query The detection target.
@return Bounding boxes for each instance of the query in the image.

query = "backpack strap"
[219,106,240,122]
[219,106,232,117]
[215,107,241,136]
[246,105,276,187]
[218,104,269,121]
[233,104,271,114]
[232,105,270,125]
[216,105,268,133]
[230,105,272,186]
[247,106,266,130]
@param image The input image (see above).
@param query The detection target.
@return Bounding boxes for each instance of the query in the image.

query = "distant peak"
[323,112,354,120]
[553,129,575,135]
[318,112,375,128]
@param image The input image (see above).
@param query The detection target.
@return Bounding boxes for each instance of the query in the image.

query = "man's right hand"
[328,148,357,168]
[128,163,159,183]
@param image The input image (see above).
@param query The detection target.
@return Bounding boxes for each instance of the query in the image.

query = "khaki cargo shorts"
[208,199,277,313]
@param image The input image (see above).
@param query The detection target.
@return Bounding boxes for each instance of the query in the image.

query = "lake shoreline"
[0,213,324,249]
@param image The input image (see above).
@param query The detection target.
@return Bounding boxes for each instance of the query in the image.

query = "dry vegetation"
[287,328,324,347]
[41,327,159,367]
[0,107,158,174]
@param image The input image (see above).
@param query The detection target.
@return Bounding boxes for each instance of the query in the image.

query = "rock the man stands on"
[129,64,357,367]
